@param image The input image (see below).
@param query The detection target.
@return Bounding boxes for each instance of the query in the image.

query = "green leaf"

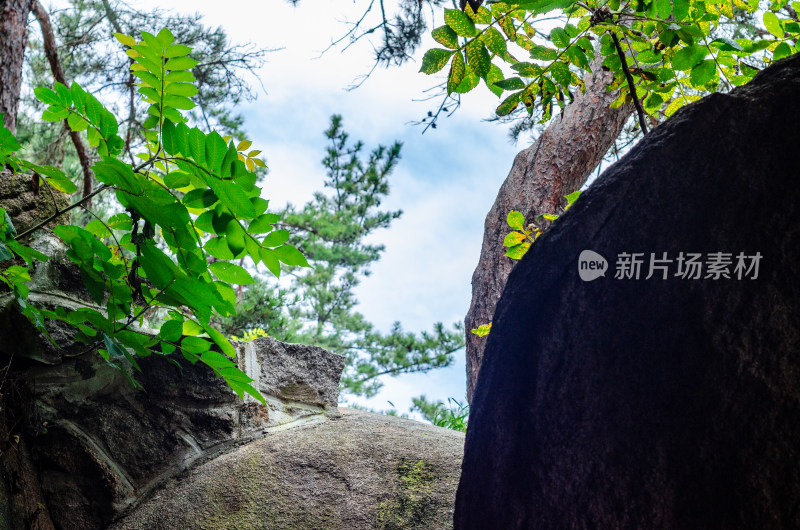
[165,82,198,97]
[671,44,706,70]
[104,333,129,358]
[67,113,89,132]
[164,171,191,189]
[21,161,77,194]
[182,336,211,354]
[165,71,195,83]
[643,92,664,112]
[165,44,192,58]
[655,0,671,18]
[763,11,784,38]
[550,61,571,86]
[495,77,526,90]
[0,242,13,261]
[565,46,589,69]
[470,323,492,337]
[204,131,227,172]
[481,27,508,57]
[709,38,743,52]
[496,92,520,116]
[507,211,525,230]
[516,0,577,14]
[0,124,21,153]
[448,52,466,95]
[273,244,309,267]
[466,40,491,79]
[248,213,280,234]
[503,232,527,246]
[202,322,237,357]
[139,241,177,289]
[773,41,792,60]
[6,240,49,263]
[550,27,570,48]
[444,8,479,37]
[485,64,504,97]
[114,32,137,47]
[34,87,60,106]
[205,237,235,260]
[262,229,290,247]
[160,319,183,342]
[214,180,257,218]
[505,242,530,259]
[419,48,456,74]
[183,319,205,336]
[165,56,198,71]
[636,50,663,65]
[85,219,111,239]
[157,28,175,47]
[258,247,281,278]
[673,0,690,20]
[208,261,254,285]
[183,188,218,209]
[454,64,480,93]
[432,25,460,49]
[690,59,716,86]
[511,63,543,77]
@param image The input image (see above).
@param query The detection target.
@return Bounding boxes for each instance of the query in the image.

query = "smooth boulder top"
[114,408,465,530]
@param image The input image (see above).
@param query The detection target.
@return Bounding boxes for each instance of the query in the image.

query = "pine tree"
[216,115,464,398]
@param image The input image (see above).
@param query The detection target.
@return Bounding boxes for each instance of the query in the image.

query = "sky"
[124,0,523,416]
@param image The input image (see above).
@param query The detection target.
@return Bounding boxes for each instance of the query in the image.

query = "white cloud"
[123,0,524,415]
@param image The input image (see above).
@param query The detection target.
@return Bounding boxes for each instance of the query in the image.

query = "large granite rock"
[0,284,346,529]
[455,54,800,528]
[113,408,464,530]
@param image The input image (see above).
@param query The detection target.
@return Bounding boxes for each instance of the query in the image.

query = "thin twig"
[31,0,96,201]
[611,31,648,135]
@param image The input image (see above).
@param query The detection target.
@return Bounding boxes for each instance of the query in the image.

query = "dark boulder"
[455,54,800,529]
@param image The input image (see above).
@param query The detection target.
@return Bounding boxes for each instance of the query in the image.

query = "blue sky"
[130,0,523,416]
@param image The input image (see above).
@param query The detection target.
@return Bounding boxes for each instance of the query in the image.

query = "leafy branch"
[1,27,312,405]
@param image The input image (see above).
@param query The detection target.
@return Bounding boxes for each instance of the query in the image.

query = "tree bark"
[464,59,633,402]
[0,0,33,134]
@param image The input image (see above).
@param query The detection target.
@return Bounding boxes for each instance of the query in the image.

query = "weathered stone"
[0,170,69,235]
[0,281,345,529]
[455,54,800,528]
[242,336,345,409]
[112,408,464,530]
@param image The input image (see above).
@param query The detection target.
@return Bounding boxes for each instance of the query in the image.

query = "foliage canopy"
[421,0,798,128]
[1,28,303,403]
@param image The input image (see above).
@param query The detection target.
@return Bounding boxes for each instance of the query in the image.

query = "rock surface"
[113,408,464,530]
[455,54,800,528]
[0,170,69,234]
[0,262,346,530]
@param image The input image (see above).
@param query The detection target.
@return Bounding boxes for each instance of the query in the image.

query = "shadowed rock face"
[455,54,800,529]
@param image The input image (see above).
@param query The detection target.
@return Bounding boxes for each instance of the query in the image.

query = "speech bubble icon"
[578,250,608,281]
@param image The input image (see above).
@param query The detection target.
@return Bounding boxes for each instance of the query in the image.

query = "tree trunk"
[464,59,633,403]
[0,0,32,134]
